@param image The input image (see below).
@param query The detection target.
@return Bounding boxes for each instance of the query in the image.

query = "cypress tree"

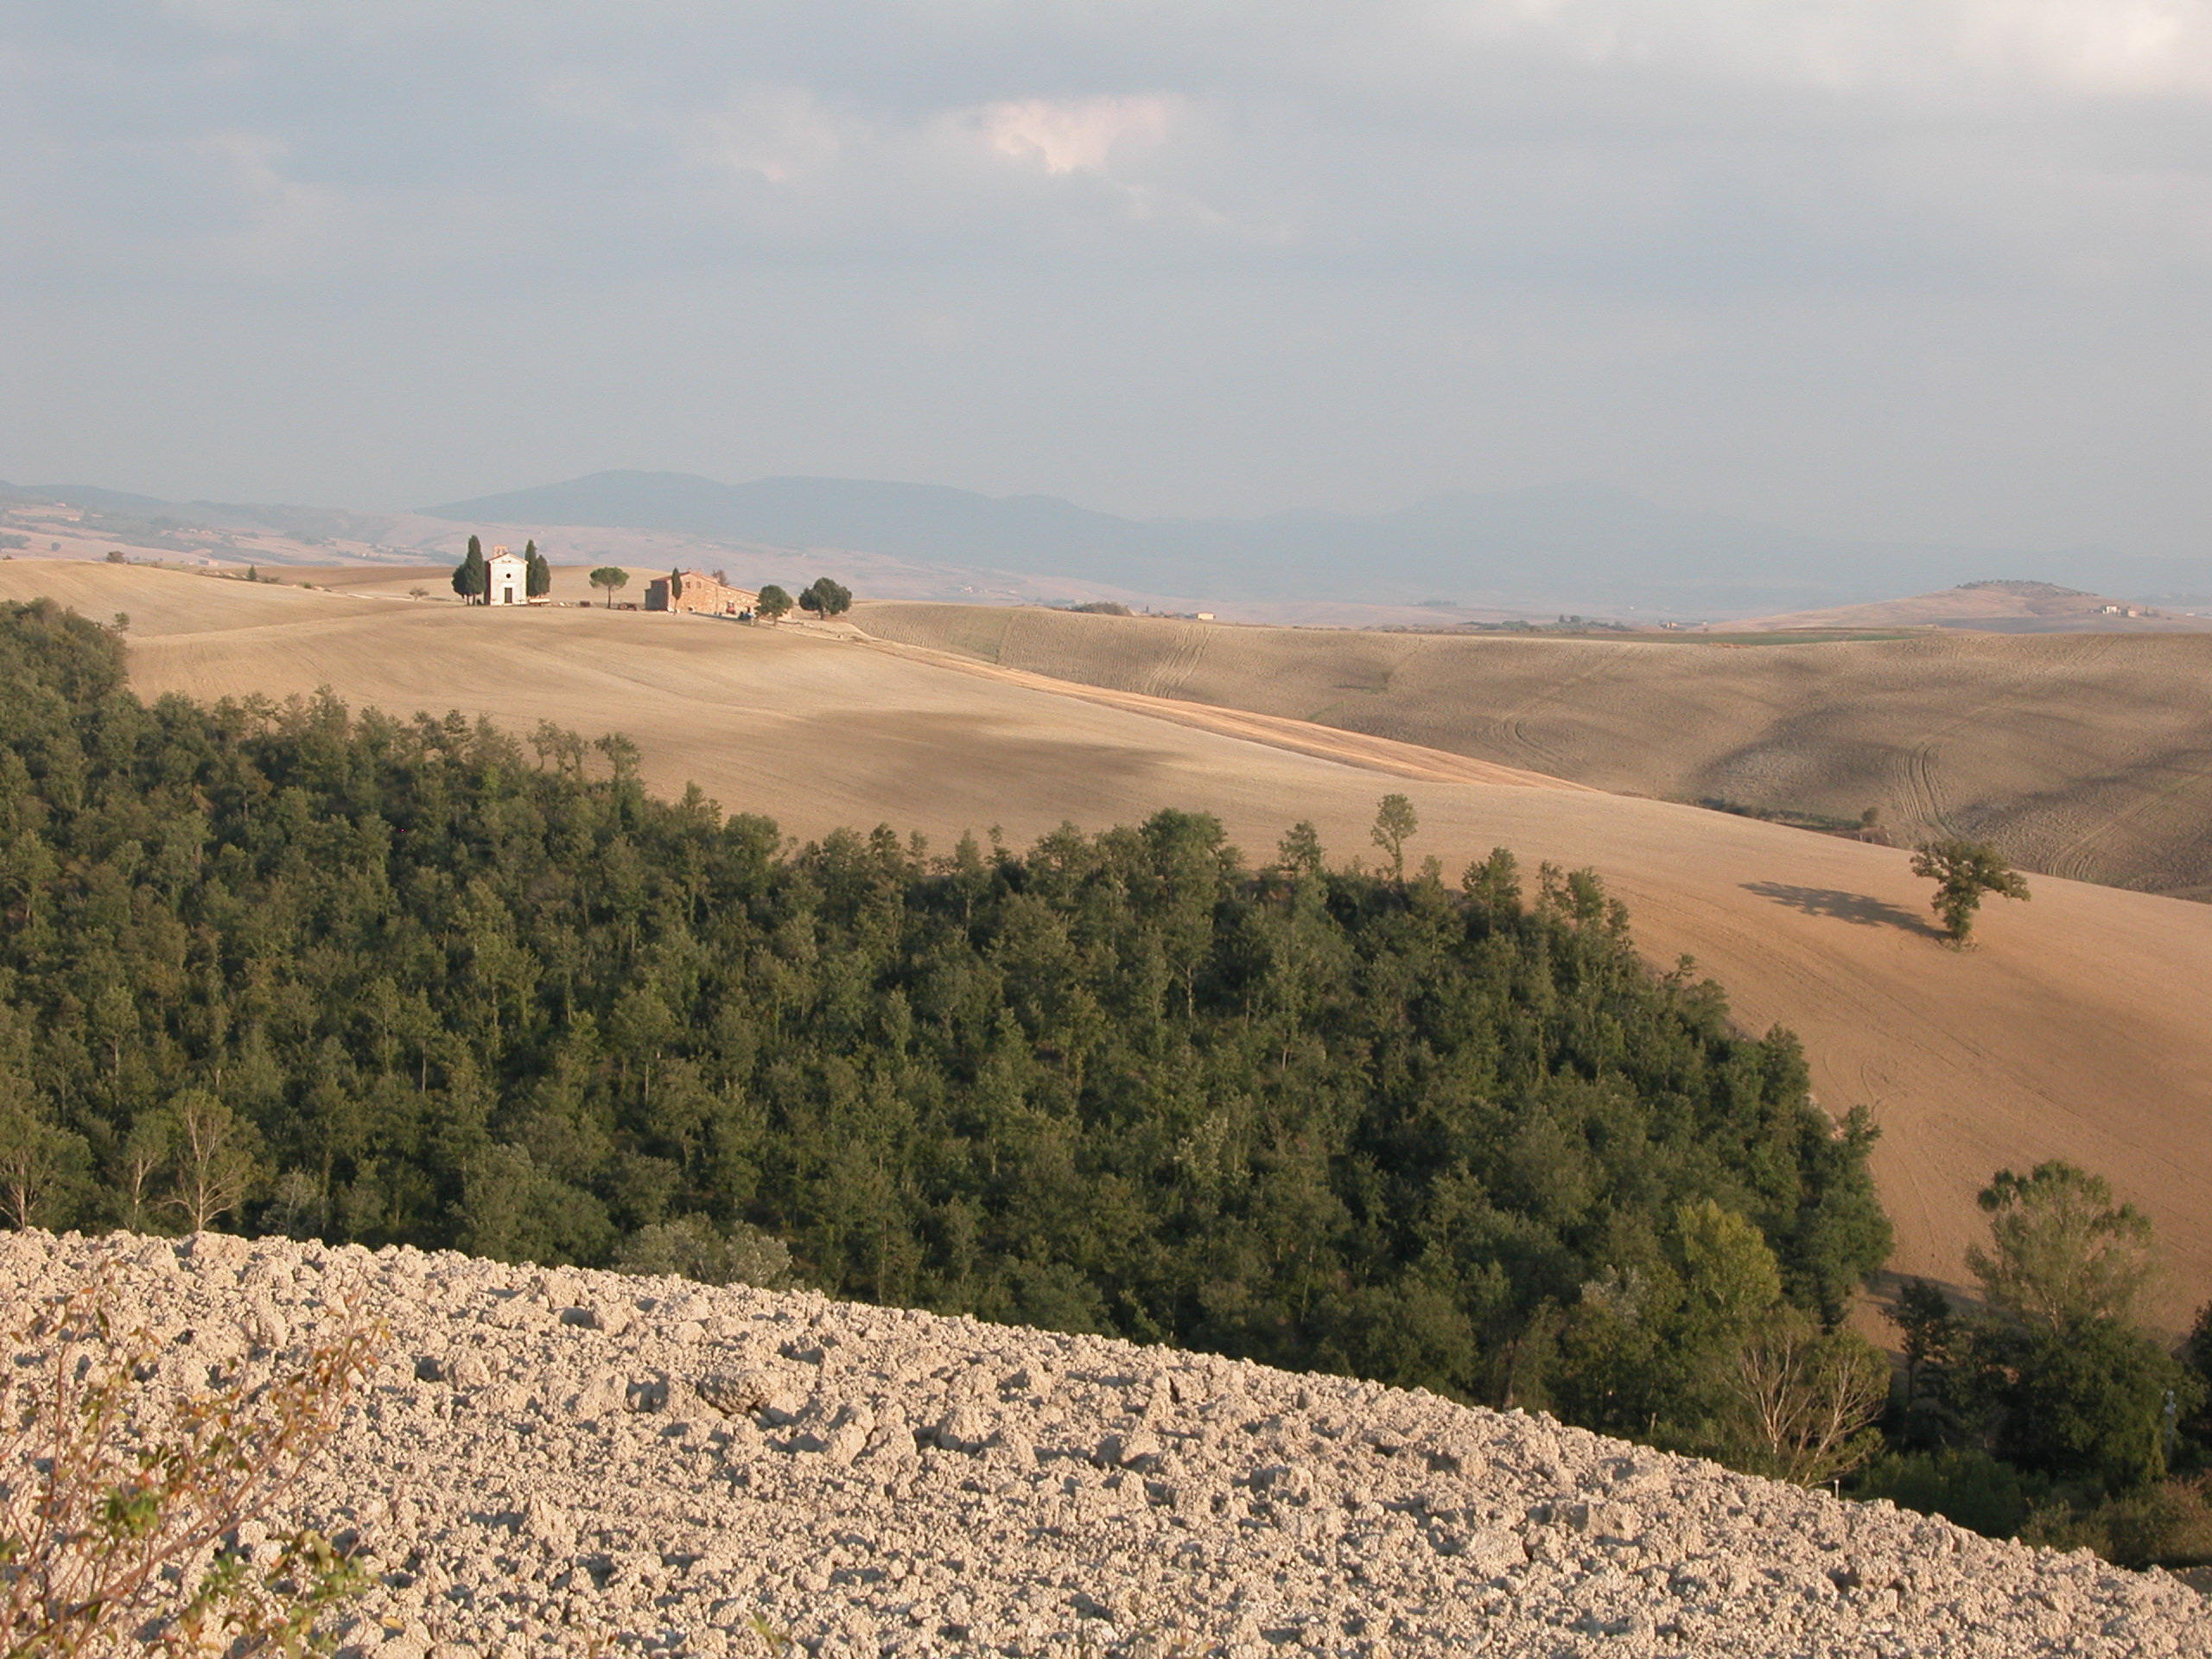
[452,535,487,605]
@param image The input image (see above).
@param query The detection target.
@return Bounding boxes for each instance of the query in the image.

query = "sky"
[4,2,2212,550]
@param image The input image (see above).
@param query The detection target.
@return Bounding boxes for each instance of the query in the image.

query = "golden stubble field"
[9,562,2212,1325]
[855,602,2212,902]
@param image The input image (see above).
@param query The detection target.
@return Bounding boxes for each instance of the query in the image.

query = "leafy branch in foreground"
[1,1272,378,1657]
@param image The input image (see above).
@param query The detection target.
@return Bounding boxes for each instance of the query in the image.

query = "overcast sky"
[4,2,2211,549]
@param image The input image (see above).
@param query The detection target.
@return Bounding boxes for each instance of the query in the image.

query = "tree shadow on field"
[1740,881,1946,940]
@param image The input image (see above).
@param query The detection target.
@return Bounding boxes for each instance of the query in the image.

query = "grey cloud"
[3,2,2210,550]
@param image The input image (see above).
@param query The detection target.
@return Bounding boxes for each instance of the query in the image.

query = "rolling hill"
[1726,581,2212,635]
[3,561,2210,1326]
[853,601,2212,901]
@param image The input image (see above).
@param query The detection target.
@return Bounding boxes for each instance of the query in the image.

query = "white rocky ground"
[5,1230,2205,1659]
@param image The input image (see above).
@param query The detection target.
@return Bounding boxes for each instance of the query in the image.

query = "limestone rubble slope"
[6,1230,2205,1658]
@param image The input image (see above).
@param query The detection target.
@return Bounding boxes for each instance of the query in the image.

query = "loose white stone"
[3,1227,2202,1659]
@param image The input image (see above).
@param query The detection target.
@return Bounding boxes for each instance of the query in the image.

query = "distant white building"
[484,545,536,607]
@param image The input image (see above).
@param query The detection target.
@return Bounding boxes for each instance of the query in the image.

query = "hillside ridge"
[5,563,2212,1319]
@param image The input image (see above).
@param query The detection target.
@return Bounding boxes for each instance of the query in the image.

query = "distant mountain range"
[10,470,2211,619]
[429,471,2212,618]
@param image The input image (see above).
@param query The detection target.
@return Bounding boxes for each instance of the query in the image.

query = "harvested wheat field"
[4,562,2212,1324]
[854,601,2212,901]
[11,1228,2209,1657]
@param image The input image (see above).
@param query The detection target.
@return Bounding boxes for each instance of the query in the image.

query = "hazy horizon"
[7,4,2212,558]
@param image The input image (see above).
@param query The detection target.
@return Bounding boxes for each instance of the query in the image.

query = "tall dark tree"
[524,540,550,601]
[451,536,487,606]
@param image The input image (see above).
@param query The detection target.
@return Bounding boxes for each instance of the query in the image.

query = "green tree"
[588,566,629,608]
[755,583,794,622]
[0,1071,88,1230]
[162,1092,261,1233]
[1675,1198,1786,1346]
[798,576,852,620]
[1944,1162,2196,1494]
[451,536,487,606]
[116,1112,174,1234]
[0,600,1897,1492]
[1725,1310,1890,1484]
[1989,1317,2199,1489]
[1910,838,2030,944]
[1889,1277,1966,1445]
[1967,1161,2157,1333]
[1370,792,1418,881]
[2183,1300,2212,1446]
[524,539,550,600]
[1855,1448,2033,1538]
[1462,847,1522,915]
[1275,821,1325,879]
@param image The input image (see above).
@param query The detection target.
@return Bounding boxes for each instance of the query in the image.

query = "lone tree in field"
[798,576,852,620]
[755,583,794,622]
[1371,792,1419,882]
[524,539,550,601]
[588,566,629,607]
[1910,837,2029,944]
[451,536,486,606]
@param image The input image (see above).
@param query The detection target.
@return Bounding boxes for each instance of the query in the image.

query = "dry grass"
[855,601,2212,901]
[4,563,2212,1325]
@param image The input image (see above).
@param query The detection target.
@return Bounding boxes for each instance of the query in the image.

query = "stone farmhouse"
[645,569,759,617]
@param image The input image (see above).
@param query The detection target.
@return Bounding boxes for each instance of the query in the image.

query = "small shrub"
[0,1269,378,1656]
[2024,1478,2212,1570]
[613,1214,798,1289]
[1853,1448,2036,1540]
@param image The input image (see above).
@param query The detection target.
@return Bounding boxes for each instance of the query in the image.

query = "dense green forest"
[2,597,2205,1555]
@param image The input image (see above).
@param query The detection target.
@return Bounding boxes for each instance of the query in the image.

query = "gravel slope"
[8,1230,2204,1658]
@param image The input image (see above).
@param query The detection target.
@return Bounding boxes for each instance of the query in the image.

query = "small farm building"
[645,569,759,616]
